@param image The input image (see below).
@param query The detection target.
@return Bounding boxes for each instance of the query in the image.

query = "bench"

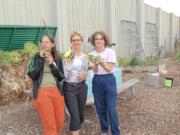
[117,78,139,100]
[84,78,139,105]
[83,78,139,123]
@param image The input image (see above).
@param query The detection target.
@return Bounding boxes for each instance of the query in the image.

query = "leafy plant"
[0,42,39,64]
[0,50,21,64]
[176,53,180,63]
[129,57,141,67]
[143,56,160,66]
[87,54,102,62]
[117,57,130,67]
[22,42,39,55]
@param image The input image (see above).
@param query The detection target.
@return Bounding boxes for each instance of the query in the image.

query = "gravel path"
[0,58,180,135]
[0,87,179,135]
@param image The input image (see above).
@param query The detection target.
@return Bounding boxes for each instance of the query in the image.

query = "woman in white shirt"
[63,32,88,135]
[89,31,121,135]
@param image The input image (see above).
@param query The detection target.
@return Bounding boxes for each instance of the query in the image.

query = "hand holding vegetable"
[87,54,103,63]
[40,48,53,64]
[64,47,74,63]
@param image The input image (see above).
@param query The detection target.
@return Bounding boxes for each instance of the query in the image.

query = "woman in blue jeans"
[89,31,121,135]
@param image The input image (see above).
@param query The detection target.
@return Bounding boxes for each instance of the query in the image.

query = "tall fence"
[0,0,180,58]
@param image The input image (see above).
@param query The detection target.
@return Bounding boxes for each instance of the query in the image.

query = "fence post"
[136,0,145,58]
[156,8,163,55]
[55,0,69,52]
[169,13,175,56]
[106,0,117,50]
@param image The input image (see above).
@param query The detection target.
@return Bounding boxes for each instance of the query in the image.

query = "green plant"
[0,42,39,65]
[176,53,180,63]
[87,54,102,62]
[22,42,39,55]
[129,57,141,67]
[143,56,160,66]
[117,57,130,67]
[0,50,21,64]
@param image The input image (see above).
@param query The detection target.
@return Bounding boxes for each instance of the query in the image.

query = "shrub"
[0,51,21,64]
[177,53,180,63]
[0,42,39,64]
[22,42,39,55]
[117,57,130,67]
[129,57,141,67]
[143,56,160,66]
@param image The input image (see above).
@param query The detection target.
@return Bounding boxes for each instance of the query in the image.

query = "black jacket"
[27,53,64,99]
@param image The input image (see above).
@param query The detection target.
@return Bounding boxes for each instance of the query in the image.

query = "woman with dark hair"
[27,35,65,135]
[89,31,121,135]
[63,32,88,135]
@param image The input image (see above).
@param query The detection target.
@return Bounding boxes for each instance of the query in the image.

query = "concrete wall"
[55,0,108,52]
[160,10,171,55]
[0,0,180,58]
[114,0,137,57]
[0,0,56,25]
[144,4,157,56]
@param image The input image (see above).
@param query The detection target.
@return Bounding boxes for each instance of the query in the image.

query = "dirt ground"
[0,58,180,135]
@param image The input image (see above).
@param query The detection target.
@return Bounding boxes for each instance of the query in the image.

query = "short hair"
[90,31,110,47]
[70,32,84,42]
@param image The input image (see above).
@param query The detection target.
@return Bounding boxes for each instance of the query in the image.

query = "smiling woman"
[89,31,121,135]
[62,32,88,135]
[27,35,65,135]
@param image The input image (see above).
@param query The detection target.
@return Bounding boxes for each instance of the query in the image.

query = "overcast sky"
[144,0,180,16]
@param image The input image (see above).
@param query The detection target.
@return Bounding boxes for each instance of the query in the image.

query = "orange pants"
[33,87,64,135]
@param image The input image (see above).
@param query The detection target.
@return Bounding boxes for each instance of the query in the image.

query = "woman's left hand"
[96,59,104,67]
[78,72,87,80]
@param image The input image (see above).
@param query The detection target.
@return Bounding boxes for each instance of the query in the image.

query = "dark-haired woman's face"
[40,36,54,52]
[95,34,105,48]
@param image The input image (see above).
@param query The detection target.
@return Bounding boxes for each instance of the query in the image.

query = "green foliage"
[117,57,130,67]
[143,56,160,66]
[129,57,141,67]
[117,56,160,67]
[0,42,39,64]
[176,53,180,63]
[0,50,21,64]
[87,54,102,62]
[22,42,39,55]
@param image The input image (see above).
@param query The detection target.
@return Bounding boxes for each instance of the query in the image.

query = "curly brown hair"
[90,31,110,47]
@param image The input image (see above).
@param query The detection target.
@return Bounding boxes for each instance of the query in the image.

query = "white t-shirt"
[90,48,116,75]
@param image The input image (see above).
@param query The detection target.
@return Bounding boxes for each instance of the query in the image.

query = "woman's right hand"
[77,72,87,80]
[40,50,45,58]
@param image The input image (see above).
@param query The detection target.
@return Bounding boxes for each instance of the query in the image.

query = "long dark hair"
[40,35,58,61]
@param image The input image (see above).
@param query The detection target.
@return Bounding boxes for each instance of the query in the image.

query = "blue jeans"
[92,74,121,135]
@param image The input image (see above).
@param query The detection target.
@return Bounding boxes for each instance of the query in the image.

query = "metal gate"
[144,23,159,57]
[117,20,142,58]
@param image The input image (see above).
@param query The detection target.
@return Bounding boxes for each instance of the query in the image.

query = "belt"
[94,73,113,76]
[63,81,85,86]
